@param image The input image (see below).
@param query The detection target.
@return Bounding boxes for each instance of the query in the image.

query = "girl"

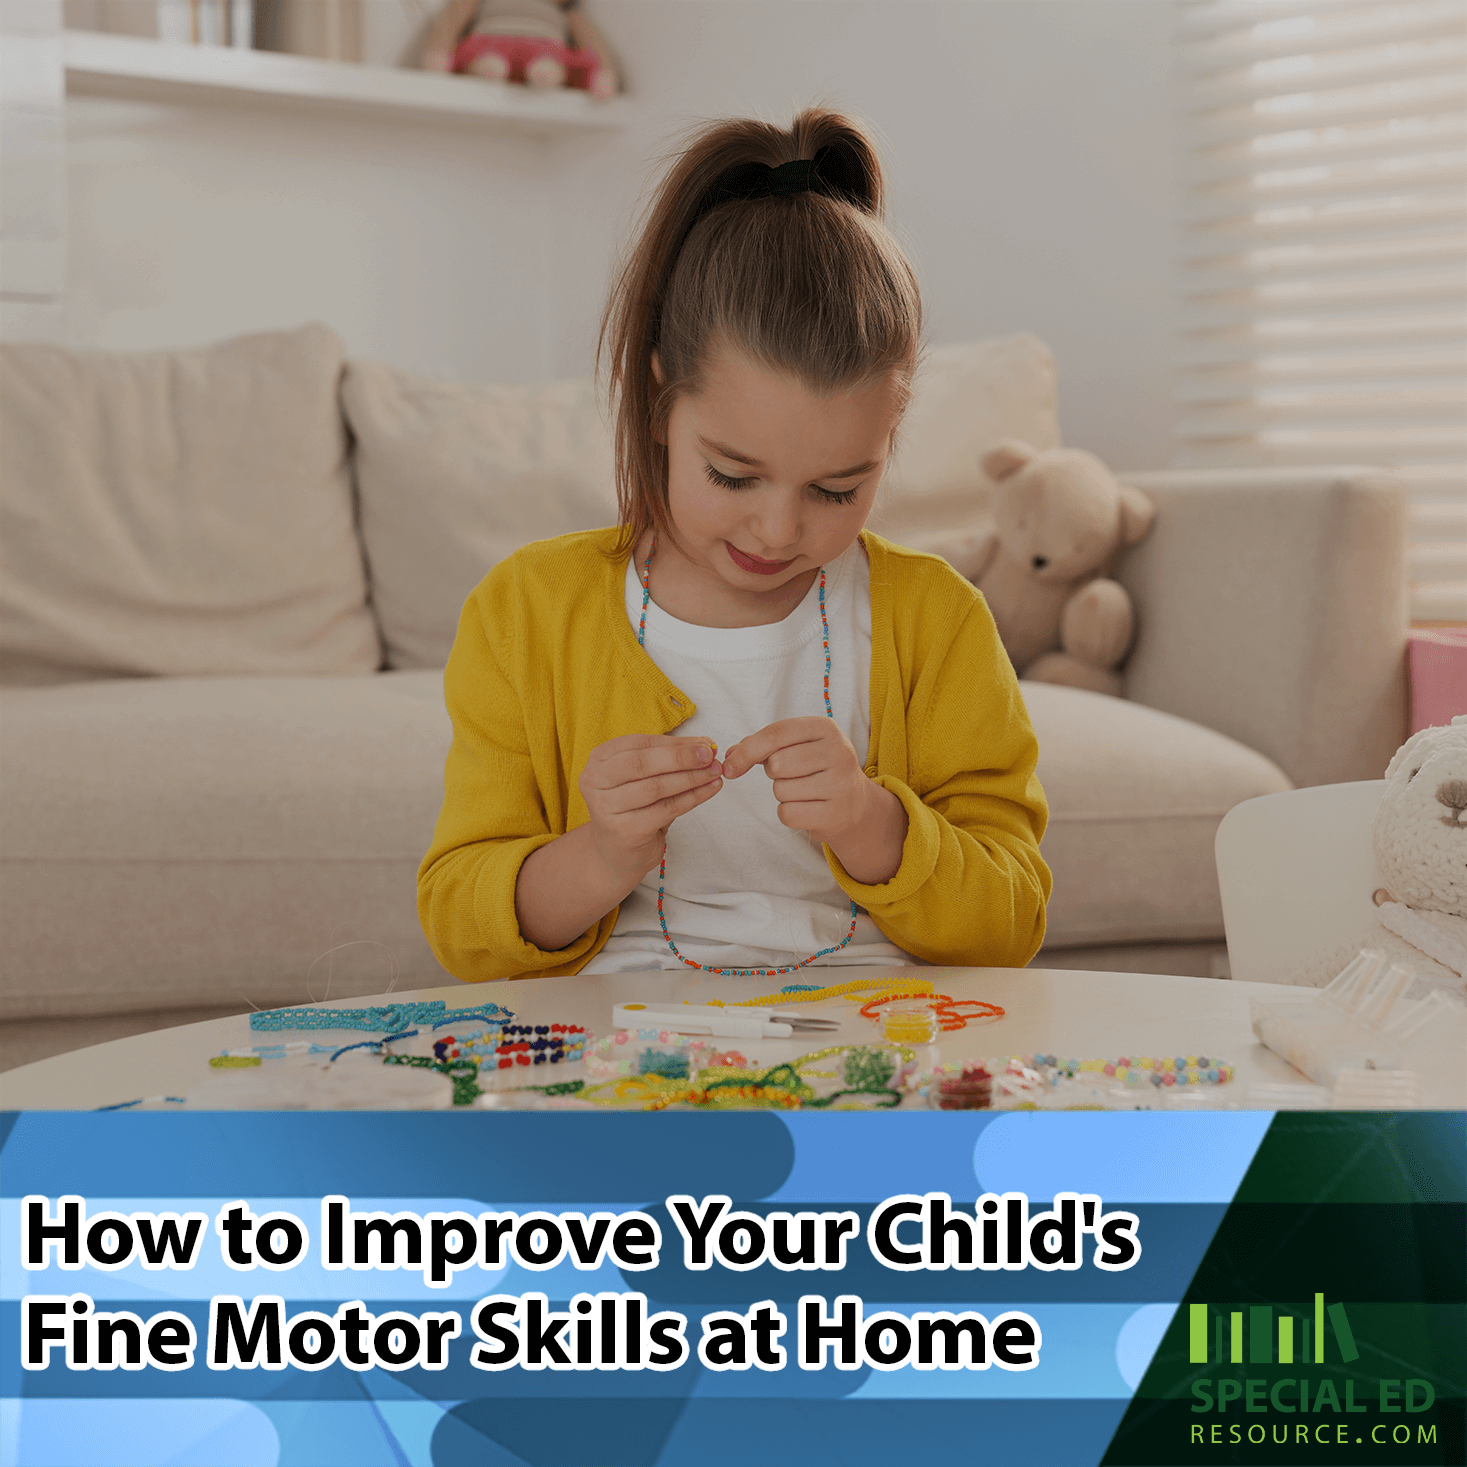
[418,108,1051,982]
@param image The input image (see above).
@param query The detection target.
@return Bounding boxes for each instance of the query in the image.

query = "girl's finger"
[762,744,832,781]
[648,774,722,826]
[773,798,825,832]
[603,762,723,815]
[595,736,717,790]
[723,719,829,779]
[770,772,837,805]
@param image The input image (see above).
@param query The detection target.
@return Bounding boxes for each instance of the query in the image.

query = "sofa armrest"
[1113,465,1408,789]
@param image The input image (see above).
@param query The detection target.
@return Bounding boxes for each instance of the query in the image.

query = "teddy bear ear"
[1117,483,1157,547]
[1384,725,1439,781]
[980,440,1035,481]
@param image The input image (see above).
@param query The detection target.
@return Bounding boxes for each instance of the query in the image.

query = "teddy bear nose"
[1032,555,1049,570]
[1437,779,1467,813]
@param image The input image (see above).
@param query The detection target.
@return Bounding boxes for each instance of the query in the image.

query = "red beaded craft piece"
[446,1022,591,1069]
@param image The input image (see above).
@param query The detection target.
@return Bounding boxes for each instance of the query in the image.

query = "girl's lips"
[727,543,794,575]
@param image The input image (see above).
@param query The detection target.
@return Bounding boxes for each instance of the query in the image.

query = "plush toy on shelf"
[917,441,1156,696]
[418,0,620,97]
[1290,716,1467,996]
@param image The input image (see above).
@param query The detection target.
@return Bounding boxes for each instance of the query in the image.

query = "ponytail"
[598,107,922,561]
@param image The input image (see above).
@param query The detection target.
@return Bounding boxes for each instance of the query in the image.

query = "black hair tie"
[738,157,821,198]
[715,151,850,204]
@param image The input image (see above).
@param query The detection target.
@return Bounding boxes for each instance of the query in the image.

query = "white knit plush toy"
[1291,714,1467,995]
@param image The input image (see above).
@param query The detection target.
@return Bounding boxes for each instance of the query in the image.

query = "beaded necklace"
[636,537,859,976]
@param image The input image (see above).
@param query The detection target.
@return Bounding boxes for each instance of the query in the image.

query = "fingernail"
[698,745,712,764]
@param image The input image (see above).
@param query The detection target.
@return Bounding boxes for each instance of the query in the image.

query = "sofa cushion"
[0,325,380,684]
[0,660,1292,1020]
[342,364,621,671]
[341,333,1061,671]
[0,671,453,1020]
[1024,682,1293,948]
[870,331,1061,546]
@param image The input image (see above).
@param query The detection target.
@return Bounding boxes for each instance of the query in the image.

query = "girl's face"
[654,344,903,621]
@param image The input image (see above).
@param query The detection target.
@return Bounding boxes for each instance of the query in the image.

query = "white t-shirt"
[578,541,922,975]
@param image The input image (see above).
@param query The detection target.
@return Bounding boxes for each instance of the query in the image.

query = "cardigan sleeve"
[416,582,617,982]
[823,595,1051,968]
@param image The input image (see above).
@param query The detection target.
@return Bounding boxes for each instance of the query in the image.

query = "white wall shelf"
[62,30,630,138]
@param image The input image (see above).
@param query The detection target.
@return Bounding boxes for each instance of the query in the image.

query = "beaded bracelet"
[488,1023,591,1069]
[249,999,512,1034]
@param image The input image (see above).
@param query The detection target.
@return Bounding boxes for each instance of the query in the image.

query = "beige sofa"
[0,325,1408,1061]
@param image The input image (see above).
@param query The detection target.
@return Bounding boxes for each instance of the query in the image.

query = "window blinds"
[1176,0,1467,623]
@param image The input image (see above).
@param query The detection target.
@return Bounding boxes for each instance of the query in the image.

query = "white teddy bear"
[1292,714,1467,994]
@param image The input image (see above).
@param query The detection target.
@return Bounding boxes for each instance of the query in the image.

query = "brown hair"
[597,107,923,562]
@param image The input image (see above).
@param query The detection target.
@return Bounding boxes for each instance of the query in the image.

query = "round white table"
[3,966,1460,1111]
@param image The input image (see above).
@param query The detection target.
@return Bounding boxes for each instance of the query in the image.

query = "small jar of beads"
[927,1064,993,1111]
[873,999,939,1045]
[584,1028,704,1081]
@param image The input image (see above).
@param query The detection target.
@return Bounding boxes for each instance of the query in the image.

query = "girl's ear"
[650,349,664,386]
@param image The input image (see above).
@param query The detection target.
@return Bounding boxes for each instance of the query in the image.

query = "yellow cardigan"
[418,526,1051,980]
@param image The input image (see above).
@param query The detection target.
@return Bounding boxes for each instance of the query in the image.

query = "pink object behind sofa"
[1407,627,1467,734]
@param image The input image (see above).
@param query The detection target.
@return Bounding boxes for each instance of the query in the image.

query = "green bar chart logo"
[1188,1294,1359,1366]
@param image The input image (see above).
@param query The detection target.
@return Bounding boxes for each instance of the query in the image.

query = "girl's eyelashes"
[702,463,860,505]
[704,464,755,491]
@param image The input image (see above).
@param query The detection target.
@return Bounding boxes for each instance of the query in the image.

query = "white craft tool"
[612,1002,840,1040]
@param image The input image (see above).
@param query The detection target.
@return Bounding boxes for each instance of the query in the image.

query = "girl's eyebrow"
[698,436,878,479]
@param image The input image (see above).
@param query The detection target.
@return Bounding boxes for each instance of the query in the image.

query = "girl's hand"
[577,734,722,886]
[718,721,891,856]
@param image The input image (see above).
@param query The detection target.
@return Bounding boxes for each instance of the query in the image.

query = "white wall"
[23,92,557,380]
[7,0,1180,467]
[546,0,1180,468]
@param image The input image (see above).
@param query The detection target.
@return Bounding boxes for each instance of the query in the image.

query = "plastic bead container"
[879,1000,939,1045]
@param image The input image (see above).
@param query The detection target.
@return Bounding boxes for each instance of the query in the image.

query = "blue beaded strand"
[249,1000,511,1034]
[637,539,860,977]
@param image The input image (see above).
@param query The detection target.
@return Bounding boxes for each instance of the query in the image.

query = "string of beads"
[249,1000,512,1034]
[718,977,936,1009]
[1005,1053,1234,1087]
[636,538,859,976]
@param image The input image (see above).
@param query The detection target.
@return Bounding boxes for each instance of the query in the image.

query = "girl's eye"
[703,463,859,506]
[704,465,755,491]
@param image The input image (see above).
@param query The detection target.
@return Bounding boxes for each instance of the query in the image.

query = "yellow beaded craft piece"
[712,977,936,1009]
[575,1043,919,1111]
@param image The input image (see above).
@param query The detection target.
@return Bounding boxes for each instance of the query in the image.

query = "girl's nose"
[750,496,801,553]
